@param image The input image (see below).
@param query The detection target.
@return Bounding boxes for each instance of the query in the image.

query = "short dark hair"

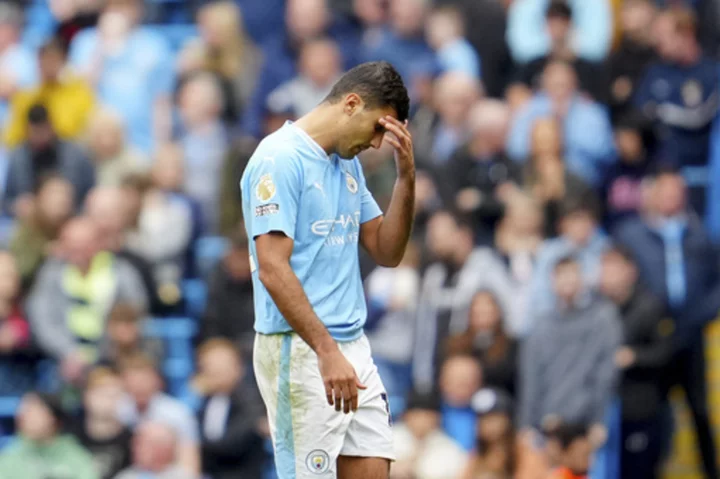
[549,422,589,450]
[28,104,50,125]
[324,61,410,123]
[558,194,600,221]
[604,244,637,266]
[554,254,579,272]
[546,0,572,20]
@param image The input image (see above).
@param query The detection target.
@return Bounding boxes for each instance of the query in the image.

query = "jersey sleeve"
[356,159,383,224]
[244,152,303,240]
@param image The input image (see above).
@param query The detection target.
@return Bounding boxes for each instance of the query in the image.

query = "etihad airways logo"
[311,211,361,246]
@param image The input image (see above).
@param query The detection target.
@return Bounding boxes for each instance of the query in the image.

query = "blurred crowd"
[0,0,719,478]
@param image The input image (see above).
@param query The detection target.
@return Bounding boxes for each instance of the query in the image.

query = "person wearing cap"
[391,390,468,479]
[0,392,97,479]
[0,2,38,125]
[3,103,95,217]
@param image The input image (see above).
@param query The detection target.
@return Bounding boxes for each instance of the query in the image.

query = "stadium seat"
[144,317,197,400]
[150,24,198,52]
[182,278,207,319]
[195,236,229,280]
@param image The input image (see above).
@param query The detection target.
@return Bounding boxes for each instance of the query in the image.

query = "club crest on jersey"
[256,174,276,202]
[306,450,330,474]
[346,173,358,194]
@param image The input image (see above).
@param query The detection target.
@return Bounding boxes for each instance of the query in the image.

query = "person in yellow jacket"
[3,37,94,148]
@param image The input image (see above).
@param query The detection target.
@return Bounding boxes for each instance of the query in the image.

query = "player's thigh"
[257,333,353,478]
[340,337,395,470]
[337,456,390,479]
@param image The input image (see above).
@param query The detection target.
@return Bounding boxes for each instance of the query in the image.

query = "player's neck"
[293,105,340,157]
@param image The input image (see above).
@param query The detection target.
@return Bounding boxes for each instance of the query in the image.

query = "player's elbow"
[257,257,285,291]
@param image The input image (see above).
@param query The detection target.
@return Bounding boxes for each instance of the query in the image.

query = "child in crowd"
[547,423,593,479]
[100,303,163,369]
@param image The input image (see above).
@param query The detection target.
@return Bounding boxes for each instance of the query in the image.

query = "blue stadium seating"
[144,317,198,404]
[182,278,207,319]
[194,235,229,280]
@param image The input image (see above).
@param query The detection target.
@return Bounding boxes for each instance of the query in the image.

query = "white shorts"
[254,333,395,478]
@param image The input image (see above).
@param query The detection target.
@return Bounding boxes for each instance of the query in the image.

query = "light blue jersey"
[240,121,383,342]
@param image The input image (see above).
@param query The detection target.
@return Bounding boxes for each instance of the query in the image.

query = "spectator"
[506,0,612,64]
[461,388,516,479]
[71,367,133,479]
[413,211,503,392]
[84,185,161,315]
[614,166,720,479]
[200,226,255,355]
[178,72,229,233]
[441,99,520,242]
[114,421,195,479]
[69,0,174,153]
[391,390,468,479]
[634,6,718,215]
[413,71,481,165]
[51,0,103,49]
[508,1,608,104]
[528,195,608,316]
[0,2,38,125]
[519,256,620,436]
[3,37,94,148]
[85,108,147,187]
[0,392,97,479]
[425,5,480,79]
[0,252,35,397]
[218,137,257,236]
[445,291,518,397]
[193,339,267,479]
[243,0,361,138]
[4,104,95,216]
[267,38,343,121]
[599,246,673,479]
[474,192,544,337]
[118,353,201,477]
[523,117,594,238]
[9,174,74,288]
[547,423,593,479]
[507,60,615,187]
[600,111,655,229]
[365,241,420,398]
[606,0,657,121]
[27,217,148,381]
[99,303,164,369]
[361,0,436,103]
[125,153,193,310]
[439,354,483,451]
[192,0,260,124]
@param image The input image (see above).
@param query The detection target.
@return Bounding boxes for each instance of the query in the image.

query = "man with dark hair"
[600,245,672,479]
[528,194,608,316]
[634,6,719,214]
[509,0,607,103]
[4,36,94,147]
[519,256,620,450]
[241,60,414,478]
[614,165,720,479]
[3,103,95,216]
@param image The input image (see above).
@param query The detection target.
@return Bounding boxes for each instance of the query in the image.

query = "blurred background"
[0,0,718,478]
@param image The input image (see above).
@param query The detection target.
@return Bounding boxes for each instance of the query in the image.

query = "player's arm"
[256,234,366,413]
[360,116,415,267]
[245,153,365,413]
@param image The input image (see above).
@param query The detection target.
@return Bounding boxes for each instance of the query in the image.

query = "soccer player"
[240,61,414,479]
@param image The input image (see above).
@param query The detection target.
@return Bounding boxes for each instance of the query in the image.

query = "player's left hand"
[379,116,414,178]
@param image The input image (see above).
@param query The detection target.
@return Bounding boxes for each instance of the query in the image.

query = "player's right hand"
[318,348,367,414]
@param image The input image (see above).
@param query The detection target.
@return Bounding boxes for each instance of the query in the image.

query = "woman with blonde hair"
[178,1,259,123]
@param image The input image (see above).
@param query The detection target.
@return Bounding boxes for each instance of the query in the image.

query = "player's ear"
[343,93,363,116]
